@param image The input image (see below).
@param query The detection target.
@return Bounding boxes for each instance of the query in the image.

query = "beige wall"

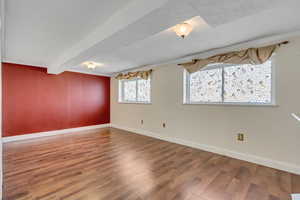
[111,37,300,171]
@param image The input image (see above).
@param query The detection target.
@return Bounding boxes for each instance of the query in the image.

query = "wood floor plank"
[292,174,300,193]
[3,127,299,200]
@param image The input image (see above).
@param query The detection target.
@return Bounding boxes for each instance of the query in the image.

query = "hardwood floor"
[3,128,300,200]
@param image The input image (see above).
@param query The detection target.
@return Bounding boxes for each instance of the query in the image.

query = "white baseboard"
[111,124,300,175]
[3,124,111,143]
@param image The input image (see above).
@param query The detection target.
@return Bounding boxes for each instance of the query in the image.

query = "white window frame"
[183,58,276,106]
[118,77,151,104]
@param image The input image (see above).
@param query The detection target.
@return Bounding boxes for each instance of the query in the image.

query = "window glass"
[137,79,151,102]
[119,78,151,103]
[189,68,222,103]
[224,61,272,103]
[123,80,137,102]
[184,60,273,105]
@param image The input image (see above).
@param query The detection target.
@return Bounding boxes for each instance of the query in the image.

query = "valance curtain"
[115,69,152,80]
[179,42,287,73]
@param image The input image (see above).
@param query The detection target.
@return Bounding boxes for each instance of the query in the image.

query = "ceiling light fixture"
[82,61,102,70]
[174,22,193,39]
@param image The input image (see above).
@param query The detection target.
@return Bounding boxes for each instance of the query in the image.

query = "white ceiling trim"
[67,69,111,77]
[167,30,300,65]
[0,0,6,59]
[2,58,46,68]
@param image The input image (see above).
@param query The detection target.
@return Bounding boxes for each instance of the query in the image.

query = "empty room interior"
[1,0,300,199]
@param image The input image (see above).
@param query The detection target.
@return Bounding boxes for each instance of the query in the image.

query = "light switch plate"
[291,194,300,200]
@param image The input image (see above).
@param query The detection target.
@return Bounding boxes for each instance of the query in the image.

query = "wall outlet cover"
[237,133,245,141]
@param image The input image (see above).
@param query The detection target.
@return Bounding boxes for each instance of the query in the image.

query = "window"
[184,60,274,105]
[119,78,151,103]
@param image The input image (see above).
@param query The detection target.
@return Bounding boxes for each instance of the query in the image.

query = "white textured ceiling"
[3,0,133,66]
[3,0,300,76]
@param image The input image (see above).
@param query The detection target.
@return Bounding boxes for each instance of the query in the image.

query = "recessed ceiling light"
[82,61,103,70]
[173,22,193,38]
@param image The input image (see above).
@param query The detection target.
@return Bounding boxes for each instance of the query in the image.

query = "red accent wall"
[2,63,110,137]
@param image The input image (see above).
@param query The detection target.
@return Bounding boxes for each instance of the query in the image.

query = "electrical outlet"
[237,133,245,141]
[162,123,166,128]
[141,120,144,125]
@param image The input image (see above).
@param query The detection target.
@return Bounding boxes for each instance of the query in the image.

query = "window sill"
[183,102,278,107]
[118,101,152,105]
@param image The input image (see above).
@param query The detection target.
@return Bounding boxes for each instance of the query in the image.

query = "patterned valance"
[179,41,288,73]
[115,69,152,80]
